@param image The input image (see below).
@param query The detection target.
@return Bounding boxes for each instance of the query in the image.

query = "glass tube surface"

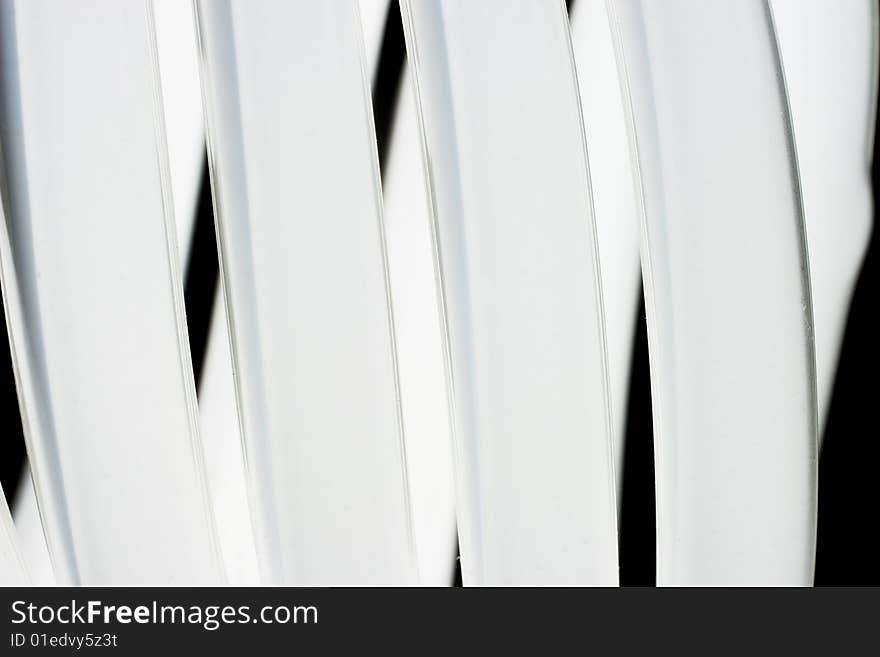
[0,0,223,584]
[772,0,877,433]
[608,0,818,585]
[382,59,458,586]
[569,0,641,492]
[401,0,618,585]
[195,0,417,585]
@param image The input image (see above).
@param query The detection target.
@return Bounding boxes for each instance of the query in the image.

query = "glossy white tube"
[569,0,641,492]
[0,0,223,584]
[401,0,618,585]
[360,0,457,585]
[9,0,226,587]
[771,0,877,434]
[608,0,817,585]
[382,59,458,585]
[157,0,260,585]
[195,0,417,585]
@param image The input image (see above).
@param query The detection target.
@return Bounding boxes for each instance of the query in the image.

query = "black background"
[1,1,877,586]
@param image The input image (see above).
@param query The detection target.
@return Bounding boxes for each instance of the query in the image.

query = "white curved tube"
[401,0,618,585]
[8,0,241,586]
[771,0,877,435]
[381,58,458,585]
[569,0,642,493]
[608,0,818,585]
[195,0,417,585]
[0,0,223,584]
